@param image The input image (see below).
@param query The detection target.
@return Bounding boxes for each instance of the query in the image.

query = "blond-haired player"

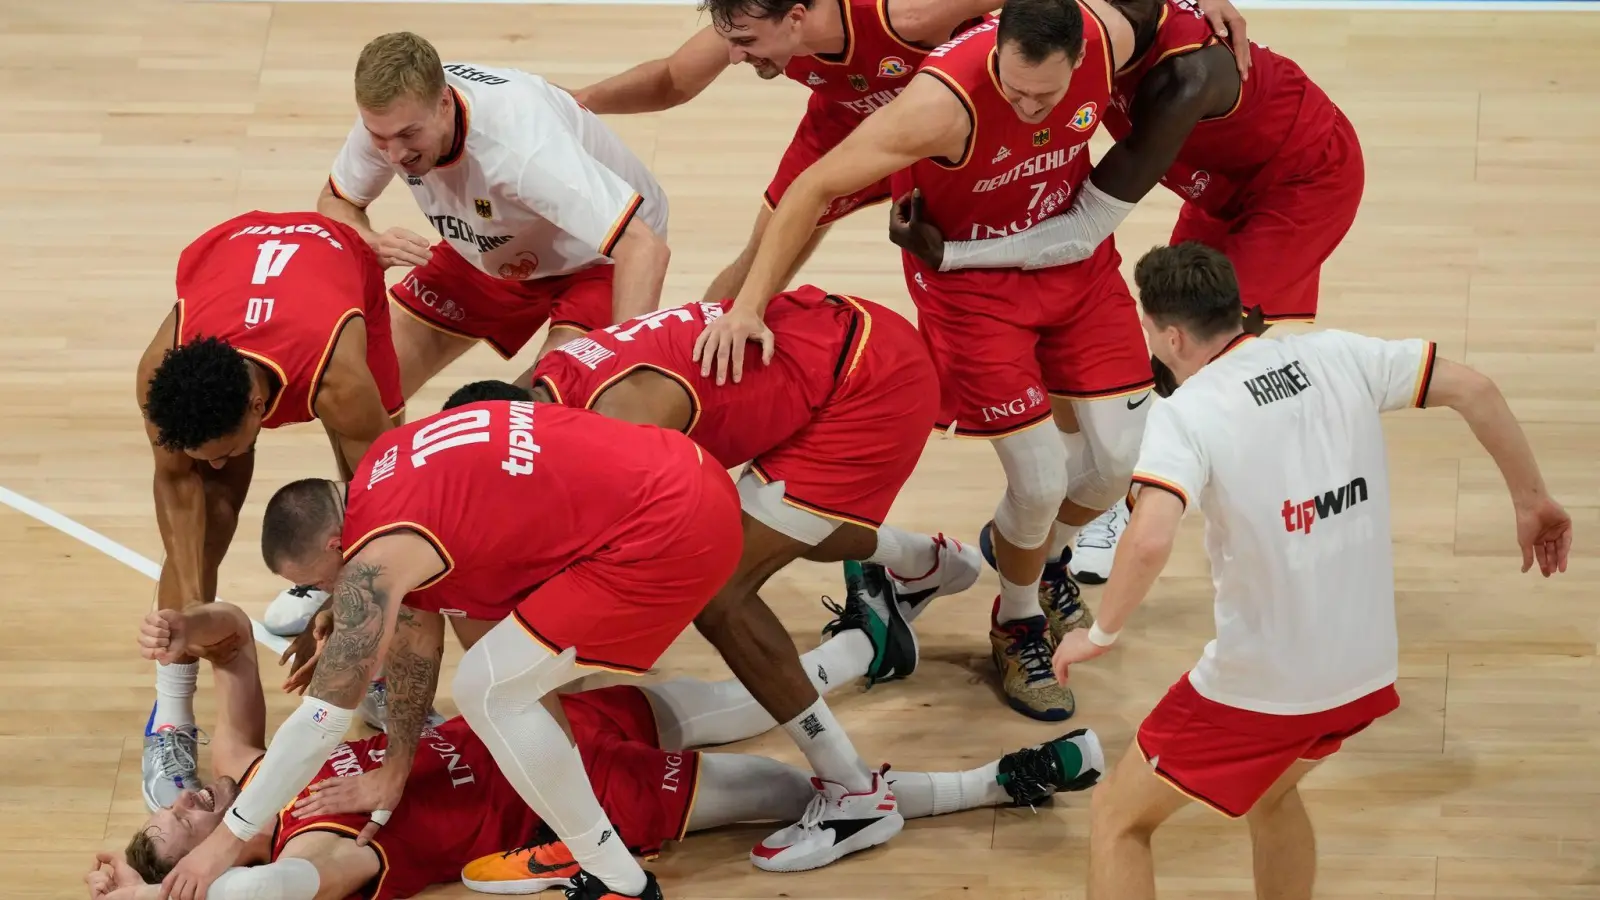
[270,30,673,632]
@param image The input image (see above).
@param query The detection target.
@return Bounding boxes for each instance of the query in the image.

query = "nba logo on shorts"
[1032,129,1051,147]
[1069,102,1098,132]
[849,74,869,91]
[878,56,908,77]
[474,198,493,218]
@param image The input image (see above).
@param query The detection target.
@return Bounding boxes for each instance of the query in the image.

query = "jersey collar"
[436,87,469,169]
[1208,330,1256,362]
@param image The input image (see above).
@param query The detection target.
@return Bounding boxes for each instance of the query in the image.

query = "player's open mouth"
[195,787,216,811]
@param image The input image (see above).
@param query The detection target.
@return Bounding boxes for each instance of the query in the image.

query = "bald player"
[696,0,1152,723]
[573,0,1245,302]
[889,0,1365,585]
[92,601,1103,900]
[135,210,404,813]
[451,285,978,871]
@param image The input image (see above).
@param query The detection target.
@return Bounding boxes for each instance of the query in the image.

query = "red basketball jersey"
[530,286,864,470]
[895,9,1114,246]
[341,400,707,620]
[175,211,386,429]
[785,0,973,124]
[1103,0,1340,214]
[268,719,536,900]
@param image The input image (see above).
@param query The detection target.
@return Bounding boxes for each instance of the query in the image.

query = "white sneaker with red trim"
[749,765,904,872]
[889,534,982,622]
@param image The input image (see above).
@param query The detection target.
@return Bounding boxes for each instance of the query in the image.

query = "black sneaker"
[996,728,1107,808]
[820,561,918,687]
[565,870,663,900]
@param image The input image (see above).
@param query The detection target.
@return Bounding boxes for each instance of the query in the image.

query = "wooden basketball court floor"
[1,2,1596,897]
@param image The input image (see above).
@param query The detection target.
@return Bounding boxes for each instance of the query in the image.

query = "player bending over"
[135,210,406,812]
[156,400,749,900]
[443,285,983,871]
[89,603,1102,900]
[695,0,1153,723]
[889,0,1365,584]
[1051,243,1572,900]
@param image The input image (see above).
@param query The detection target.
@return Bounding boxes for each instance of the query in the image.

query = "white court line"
[0,484,291,656]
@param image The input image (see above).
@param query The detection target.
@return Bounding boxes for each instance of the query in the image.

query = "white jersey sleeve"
[1129,397,1207,511]
[510,130,645,257]
[1318,330,1439,413]
[328,117,395,208]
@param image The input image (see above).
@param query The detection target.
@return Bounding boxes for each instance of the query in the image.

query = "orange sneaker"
[461,830,580,895]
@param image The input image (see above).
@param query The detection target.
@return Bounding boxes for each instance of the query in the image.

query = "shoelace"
[797,788,831,830]
[1078,508,1127,550]
[1041,571,1081,618]
[157,727,207,780]
[1008,626,1057,685]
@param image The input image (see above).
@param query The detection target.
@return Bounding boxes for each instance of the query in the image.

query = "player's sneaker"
[141,722,205,812]
[1070,500,1128,586]
[461,823,579,894]
[977,521,1094,642]
[989,599,1075,722]
[262,584,329,637]
[820,561,917,687]
[358,677,448,733]
[996,728,1106,808]
[563,871,663,900]
[885,533,983,622]
[750,765,904,872]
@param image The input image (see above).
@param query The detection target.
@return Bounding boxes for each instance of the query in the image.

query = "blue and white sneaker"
[141,710,204,812]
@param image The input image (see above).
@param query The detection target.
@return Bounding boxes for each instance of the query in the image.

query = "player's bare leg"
[701,204,829,303]
[391,301,477,399]
[975,420,1078,721]
[144,451,252,812]
[1246,761,1322,900]
[1086,743,1195,900]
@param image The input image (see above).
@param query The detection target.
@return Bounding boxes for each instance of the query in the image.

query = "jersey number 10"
[245,239,300,326]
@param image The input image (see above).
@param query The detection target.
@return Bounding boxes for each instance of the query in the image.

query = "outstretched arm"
[157,532,445,900]
[573,26,730,114]
[930,47,1238,272]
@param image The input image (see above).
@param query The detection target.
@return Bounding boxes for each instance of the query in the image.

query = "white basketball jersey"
[329,62,669,281]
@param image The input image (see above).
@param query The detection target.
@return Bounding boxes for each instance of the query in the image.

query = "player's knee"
[991,424,1070,549]
[453,621,575,727]
[1066,397,1147,511]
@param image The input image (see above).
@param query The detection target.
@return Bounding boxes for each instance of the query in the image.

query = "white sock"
[1047,521,1082,563]
[152,661,198,732]
[995,572,1042,624]
[644,630,872,751]
[866,525,938,581]
[888,762,1010,819]
[782,699,872,792]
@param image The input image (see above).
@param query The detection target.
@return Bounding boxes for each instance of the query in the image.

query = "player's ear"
[1075,38,1088,70]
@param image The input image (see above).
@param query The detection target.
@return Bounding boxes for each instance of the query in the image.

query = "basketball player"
[696,0,1152,722]
[314,31,670,393]
[572,0,1247,302]
[92,601,1104,900]
[267,29,673,640]
[449,286,978,871]
[154,401,745,900]
[1051,243,1573,900]
[889,0,1366,585]
[134,210,405,814]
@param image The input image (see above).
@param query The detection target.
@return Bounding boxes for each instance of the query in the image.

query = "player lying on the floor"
[87,601,1103,900]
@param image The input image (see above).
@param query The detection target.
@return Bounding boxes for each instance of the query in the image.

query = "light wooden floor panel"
[1,2,1595,898]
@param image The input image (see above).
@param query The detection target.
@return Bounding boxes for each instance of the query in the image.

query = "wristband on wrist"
[1087,622,1120,647]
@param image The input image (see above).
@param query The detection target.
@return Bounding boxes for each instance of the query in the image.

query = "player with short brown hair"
[134,209,404,815]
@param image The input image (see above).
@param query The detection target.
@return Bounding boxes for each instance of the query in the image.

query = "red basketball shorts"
[353,240,406,417]
[389,241,615,359]
[904,238,1155,438]
[564,685,701,858]
[765,106,891,226]
[1136,673,1400,818]
[511,445,743,673]
[1169,108,1365,324]
[748,296,939,529]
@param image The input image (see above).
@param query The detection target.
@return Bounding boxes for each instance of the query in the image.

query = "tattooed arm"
[160,531,446,900]
[288,605,447,839]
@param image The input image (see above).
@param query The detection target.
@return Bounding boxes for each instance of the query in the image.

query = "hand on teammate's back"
[693,304,774,385]
[295,767,406,846]
[1515,494,1572,577]
[371,227,433,269]
[1195,0,1252,80]
[888,190,944,268]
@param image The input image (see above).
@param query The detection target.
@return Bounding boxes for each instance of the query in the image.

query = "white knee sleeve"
[990,422,1071,550]
[1064,392,1150,511]
[205,859,321,900]
[453,622,580,726]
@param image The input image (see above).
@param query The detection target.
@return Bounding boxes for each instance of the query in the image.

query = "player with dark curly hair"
[133,209,406,817]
